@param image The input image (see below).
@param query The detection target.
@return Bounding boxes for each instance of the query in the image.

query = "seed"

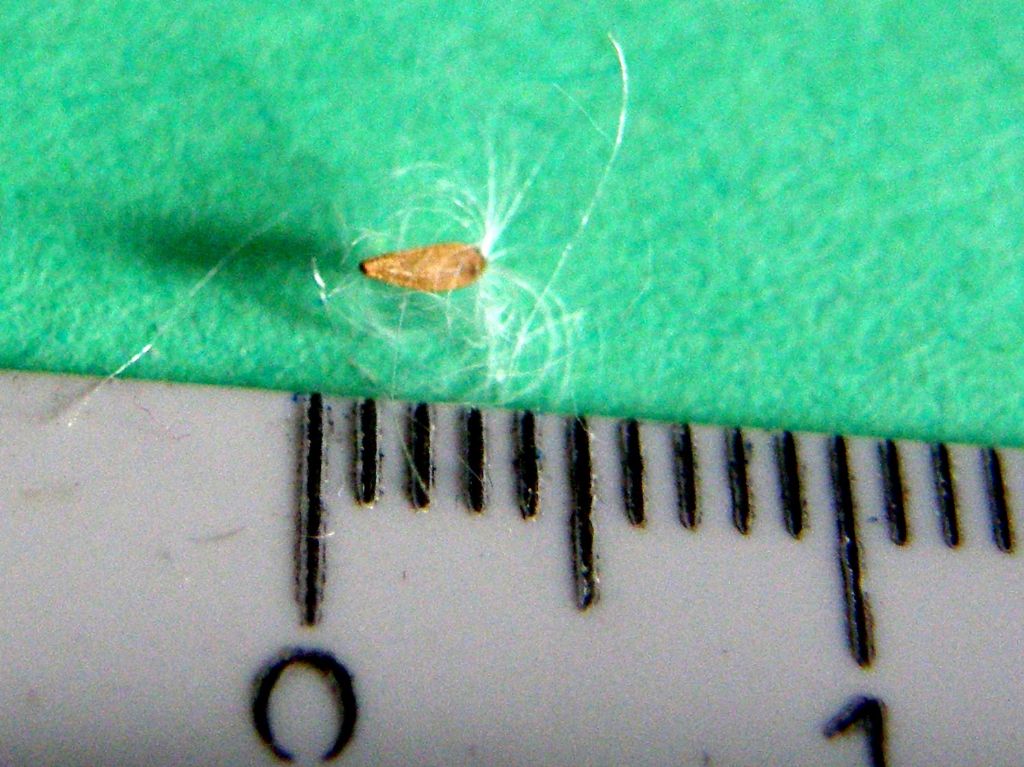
[359,242,486,292]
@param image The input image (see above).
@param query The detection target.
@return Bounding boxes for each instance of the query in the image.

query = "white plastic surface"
[0,371,1022,766]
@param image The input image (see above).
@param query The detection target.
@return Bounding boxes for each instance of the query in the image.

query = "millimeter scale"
[1,370,1021,766]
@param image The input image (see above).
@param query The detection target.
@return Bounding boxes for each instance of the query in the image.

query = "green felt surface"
[2,1,1022,445]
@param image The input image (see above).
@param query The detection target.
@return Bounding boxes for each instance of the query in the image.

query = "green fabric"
[2,1,1022,445]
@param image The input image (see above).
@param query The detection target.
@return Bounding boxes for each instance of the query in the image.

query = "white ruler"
[0,370,1021,766]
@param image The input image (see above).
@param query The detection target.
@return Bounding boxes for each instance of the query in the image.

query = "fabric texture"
[1,0,1022,445]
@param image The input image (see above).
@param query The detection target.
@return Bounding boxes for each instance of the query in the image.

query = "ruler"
[0,370,1021,766]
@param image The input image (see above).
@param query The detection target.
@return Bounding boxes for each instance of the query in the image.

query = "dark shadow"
[96,202,348,330]
[68,140,358,331]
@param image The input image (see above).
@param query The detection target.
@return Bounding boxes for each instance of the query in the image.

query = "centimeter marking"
[831,435,873,668]
[295,394,1018,675]
[296,393,327,627]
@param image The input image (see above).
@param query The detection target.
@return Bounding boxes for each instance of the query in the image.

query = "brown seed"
[359,242,486,292]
